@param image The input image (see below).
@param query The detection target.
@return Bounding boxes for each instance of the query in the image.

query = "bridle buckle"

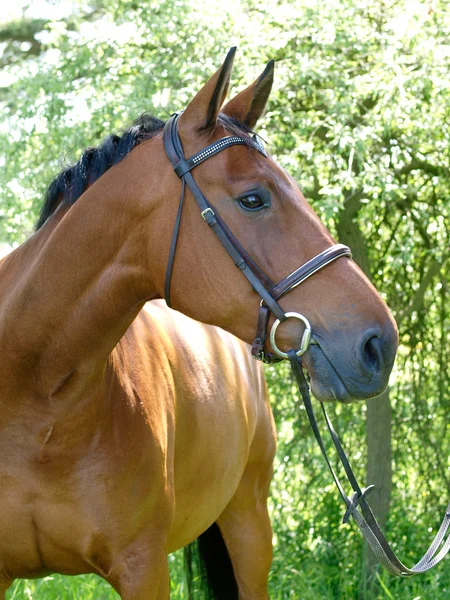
[201,207,215,221]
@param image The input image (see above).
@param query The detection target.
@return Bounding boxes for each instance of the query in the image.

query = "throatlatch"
[163,110,450,576]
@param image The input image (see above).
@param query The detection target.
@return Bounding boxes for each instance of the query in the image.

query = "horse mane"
[35,114,165,230]
[35,113,257,231]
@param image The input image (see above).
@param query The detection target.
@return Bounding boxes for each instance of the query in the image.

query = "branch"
[340,188,365,220]
[0,9,101,67]
[0,18,48,43]
[397,257,443,327]
[395,158,449,179]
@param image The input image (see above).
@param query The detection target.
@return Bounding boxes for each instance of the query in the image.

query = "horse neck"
[0,138,169,402]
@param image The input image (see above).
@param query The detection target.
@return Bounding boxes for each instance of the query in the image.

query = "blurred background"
[1,0,449,598]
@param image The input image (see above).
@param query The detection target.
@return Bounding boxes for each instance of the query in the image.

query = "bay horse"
[0,49,397,599]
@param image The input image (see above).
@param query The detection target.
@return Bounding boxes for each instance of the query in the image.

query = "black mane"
[35,112,258,231]
[35,114,165,230]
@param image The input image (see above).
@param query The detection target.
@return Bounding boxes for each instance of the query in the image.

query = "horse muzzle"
[301,323,398,403]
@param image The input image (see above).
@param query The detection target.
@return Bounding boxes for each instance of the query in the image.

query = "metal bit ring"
[269,312,312,359]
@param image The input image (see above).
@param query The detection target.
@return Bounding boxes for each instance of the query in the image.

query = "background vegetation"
[1,0,449,598]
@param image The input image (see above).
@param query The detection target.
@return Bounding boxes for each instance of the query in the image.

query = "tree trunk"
[336,194,392,598]
[360,387,392,597]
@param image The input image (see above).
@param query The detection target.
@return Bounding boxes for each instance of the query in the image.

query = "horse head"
[142,49,398,403]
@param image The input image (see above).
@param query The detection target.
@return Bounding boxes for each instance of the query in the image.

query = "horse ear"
[178,47,236,136]
[222,60,274,129]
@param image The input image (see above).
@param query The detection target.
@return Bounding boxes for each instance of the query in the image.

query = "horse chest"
[0,460,101,575]
[0,431,145,578]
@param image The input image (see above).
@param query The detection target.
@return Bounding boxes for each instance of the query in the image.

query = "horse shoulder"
[114,301,274,469]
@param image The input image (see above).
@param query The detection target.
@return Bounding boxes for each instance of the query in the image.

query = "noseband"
[162,112,351,362]
[162,112,450,575]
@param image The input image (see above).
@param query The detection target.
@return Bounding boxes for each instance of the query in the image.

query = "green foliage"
[1,0,450,598]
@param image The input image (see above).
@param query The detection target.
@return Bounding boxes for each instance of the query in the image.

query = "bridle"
[163,112,351,362]
[162,112,450,575]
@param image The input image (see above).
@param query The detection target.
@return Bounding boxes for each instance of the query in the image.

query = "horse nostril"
[362,332,383,374]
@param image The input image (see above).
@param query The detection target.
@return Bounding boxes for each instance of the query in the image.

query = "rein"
[162,112,450,575]
[289,352,450,575]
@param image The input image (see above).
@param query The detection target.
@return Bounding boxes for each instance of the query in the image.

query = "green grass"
[6,575,118,600]
[5,549,450,599]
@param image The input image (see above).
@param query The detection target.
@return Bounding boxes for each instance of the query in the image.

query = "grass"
[6,575,118,600]
[5,549,450,599]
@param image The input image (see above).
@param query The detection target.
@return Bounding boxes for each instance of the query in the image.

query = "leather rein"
[162,112,450,576]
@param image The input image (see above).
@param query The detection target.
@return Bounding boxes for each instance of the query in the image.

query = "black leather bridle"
[163,112,351,362]
[163,112,450,575]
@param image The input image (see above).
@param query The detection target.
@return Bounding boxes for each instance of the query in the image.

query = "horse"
[0,48,398,599]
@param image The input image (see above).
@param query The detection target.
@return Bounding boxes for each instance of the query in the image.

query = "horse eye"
[238,194,265,211]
